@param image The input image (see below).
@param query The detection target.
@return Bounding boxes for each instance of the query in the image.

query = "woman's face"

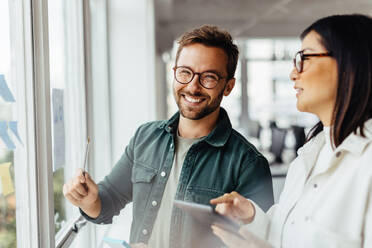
[290,31,338,125]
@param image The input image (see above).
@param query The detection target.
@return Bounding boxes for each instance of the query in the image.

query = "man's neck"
[178,108,220,139]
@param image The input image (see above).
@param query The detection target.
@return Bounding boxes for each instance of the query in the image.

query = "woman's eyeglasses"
[293,51,332,73]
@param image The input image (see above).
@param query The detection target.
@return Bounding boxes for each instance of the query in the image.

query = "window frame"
[10,0,55,247]
[9,0,91,246]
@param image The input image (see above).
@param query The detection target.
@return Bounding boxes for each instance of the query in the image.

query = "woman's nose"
[289,68,298,81]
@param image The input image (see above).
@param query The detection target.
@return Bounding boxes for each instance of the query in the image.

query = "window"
[47,0,87,236]
[245,39,317,128]
[0,1,17,246]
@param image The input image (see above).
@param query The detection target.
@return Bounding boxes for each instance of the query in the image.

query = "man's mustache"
[179,91,208,98]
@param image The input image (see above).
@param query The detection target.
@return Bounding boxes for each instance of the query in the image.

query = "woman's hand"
[210,191,255,224]
[211,225,272,248]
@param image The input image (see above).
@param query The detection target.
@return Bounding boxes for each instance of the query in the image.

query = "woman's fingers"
[238,227,273,248]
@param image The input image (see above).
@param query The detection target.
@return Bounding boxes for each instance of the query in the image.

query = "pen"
[82,137,90,177]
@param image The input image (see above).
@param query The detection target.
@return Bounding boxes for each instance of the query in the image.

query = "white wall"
[102,0,156,244]
[108,0,156,163]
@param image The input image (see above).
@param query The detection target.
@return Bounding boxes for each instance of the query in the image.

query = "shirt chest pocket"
[131,162,157,205]
[184,186,226,205]
[300,219,362,248]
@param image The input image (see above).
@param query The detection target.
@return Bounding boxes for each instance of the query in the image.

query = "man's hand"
[210,191,255,224]
[63,168,101,218]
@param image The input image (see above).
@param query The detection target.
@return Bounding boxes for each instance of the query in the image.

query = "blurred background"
[0,0,371,247]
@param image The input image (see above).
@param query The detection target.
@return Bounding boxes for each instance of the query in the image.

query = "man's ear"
[223,78,235,96]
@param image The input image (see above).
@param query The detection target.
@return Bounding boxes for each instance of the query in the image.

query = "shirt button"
[142,229,148,235]
[336,151,342,157]
[160,171,166,177]
[152,201,158,207]
[314,183,318,188]
[170,143,174,149]
[290,221,295,225]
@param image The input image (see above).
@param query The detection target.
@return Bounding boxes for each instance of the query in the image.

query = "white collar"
[299,118,372,157]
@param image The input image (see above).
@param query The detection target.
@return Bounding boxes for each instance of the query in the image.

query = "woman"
[210,14,372,248]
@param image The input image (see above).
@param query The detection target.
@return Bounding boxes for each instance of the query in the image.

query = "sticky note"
[9,121,23,145]
[0,162,14,196]
[52,89,65,170]
[0,122,15,150]
[0,75,15,102]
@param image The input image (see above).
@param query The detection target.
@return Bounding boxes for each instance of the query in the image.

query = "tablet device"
[103,237,131,248]
[174,199,240,233]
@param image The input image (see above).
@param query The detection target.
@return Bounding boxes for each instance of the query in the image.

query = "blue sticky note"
[0,122,15,150]
[0,75,15,102]
[9,121,23,145]
[103,237,131,248]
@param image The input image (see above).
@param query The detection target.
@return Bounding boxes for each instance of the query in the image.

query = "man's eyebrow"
[203,69,222,75]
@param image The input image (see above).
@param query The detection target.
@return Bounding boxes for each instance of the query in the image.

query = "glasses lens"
[295,52,302,72]
[175,67,193,84]
[200,72,219,89]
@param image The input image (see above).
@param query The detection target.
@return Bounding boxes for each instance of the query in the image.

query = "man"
[63,25,274,248]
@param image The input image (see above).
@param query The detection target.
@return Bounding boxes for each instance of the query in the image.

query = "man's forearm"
[81,197,102,219]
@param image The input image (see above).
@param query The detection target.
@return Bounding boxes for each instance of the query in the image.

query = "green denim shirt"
[82,108,273,247]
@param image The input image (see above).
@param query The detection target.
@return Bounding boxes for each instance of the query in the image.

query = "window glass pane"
[0,0,17,247]
[48,0,86,234]
[247,38,316,127]
[221,60,241,128]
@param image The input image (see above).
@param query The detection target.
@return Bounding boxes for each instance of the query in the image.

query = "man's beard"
[174,89,224,120]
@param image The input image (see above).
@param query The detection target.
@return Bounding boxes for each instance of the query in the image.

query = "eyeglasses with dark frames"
[293,50,332,73]
[173,66,226,89]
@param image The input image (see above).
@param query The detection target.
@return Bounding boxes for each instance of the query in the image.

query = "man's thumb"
[84,173,96,187]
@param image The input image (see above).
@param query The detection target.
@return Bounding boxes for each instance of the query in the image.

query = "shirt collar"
[334,118,372,156]
[158,107,232,147]
[298,118,372,157]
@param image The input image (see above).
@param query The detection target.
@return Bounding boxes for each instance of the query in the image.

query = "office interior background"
[0,0,371,247]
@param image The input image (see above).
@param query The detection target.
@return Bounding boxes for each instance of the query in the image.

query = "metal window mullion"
[31,0,55,247]
[239,43,250,131]
[10,0,40,247]
[84,0,113,246]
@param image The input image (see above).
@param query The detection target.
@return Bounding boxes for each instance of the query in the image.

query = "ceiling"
[154,0,372,53]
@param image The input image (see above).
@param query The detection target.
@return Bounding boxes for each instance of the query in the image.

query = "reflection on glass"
[48,0,67,234]
[0,0,17,246]
[48,0,86,236]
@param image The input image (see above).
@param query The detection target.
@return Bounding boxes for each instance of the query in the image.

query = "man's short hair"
[175,25,239,80]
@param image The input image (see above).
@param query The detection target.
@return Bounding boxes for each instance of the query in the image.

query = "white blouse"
[244,120,372,248]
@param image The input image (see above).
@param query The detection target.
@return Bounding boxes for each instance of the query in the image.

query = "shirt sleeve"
[236,155,274,212]
[80,128,138,224]
[241,200,277,240]
[363,179,372,247]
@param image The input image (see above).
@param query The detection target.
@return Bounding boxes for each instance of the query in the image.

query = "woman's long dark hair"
[301,14,372,147]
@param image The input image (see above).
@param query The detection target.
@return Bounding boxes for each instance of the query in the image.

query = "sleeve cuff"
[241,200,270,240]
[80,186,114,225]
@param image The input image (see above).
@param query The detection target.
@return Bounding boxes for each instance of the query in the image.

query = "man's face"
[173,43,235,120]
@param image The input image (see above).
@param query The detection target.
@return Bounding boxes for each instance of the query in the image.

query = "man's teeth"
[184,95,203,103]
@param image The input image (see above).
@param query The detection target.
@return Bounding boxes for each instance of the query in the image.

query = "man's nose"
[186,74,203,92]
